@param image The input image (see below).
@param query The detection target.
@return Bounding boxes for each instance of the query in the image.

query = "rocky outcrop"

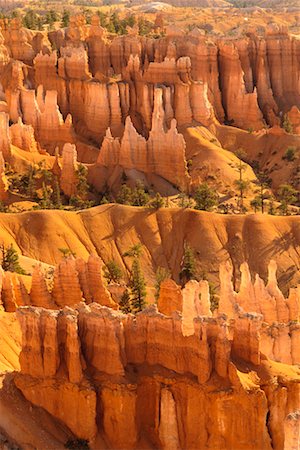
[96,88,191,191]
[9,118,39,153]
[60,143,78,198]
[0,112,11,159]
[0,151,8,201]
[157,278,182,316]
[2,20,300,138]
[0,255,117,311]
[287,106,300,135]
[15,300,300,448]
[58,46,92,81]
[218,41,264,130]
[20,87,75,151]
[2,18,35,64]
[219,259,299,325]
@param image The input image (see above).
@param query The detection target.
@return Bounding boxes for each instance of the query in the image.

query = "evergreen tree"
[117,184,132,205]
[233,150,249,213]
[124,243,146,313]
[282,114,293,134]
[252,171,271,213]
[250,196,260,213]
[126,14,136,28]
[154,266,170,301]
[58,248,76,258]
[130,258,147,313]
[277,184,298,215]
[23,10,39,30]
[61,9,70,28]
[1,244,26,274]
[52,176,62,208]
[26,166,36,198]
[103,260,123,283]
[194,183,218,211]
[40,182,53,209]
[179,243,197,285]
[283,147,296,162]
[149,192,164,209]
[96,11,107,27]
[268,199,276,215]
[76,164,89,199]
[131,180,149,206]
[119,289,132,314]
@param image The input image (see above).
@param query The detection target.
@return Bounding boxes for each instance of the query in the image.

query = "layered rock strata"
[1,19,299,141]
[96,88,191,191]
[0,255,117,311]
[15,299,300,448]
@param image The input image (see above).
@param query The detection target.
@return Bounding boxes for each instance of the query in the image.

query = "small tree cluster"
[194,183,218,211]
[1,244,26,275]
[117,181,149,206]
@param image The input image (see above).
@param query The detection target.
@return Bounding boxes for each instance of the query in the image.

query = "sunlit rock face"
[11,259,300,448]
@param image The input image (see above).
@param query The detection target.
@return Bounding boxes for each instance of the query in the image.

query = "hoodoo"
[0,4,299,449]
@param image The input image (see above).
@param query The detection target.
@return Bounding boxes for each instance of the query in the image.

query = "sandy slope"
[0,204,299,290]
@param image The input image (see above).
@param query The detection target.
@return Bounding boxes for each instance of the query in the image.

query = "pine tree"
[40,182,53,209]
[103,260,123,283]
[76,164,89,199]
[277,184,298,215]
[131,180,149,206]
[250,196,260,213]
[119,289,132,314]
[282,114,293,134]
[130,258,147,313]
[149,192,164,209]
[61,9,70,28]
[253,171,271,214]
[124,243,146,313]
[117,184,132,205]
[26,166,36,198]
[194,183,218,211]
[179,243,197,285]
[268,199,276,215]
[233,150,249,213]
[1,244,26,274]
[58,248,76,259]
[53,176,62,208]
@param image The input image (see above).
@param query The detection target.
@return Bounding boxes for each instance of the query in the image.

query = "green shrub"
[283,147,296,162]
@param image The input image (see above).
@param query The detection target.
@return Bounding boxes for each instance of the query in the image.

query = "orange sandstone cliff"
[11,257,300,449]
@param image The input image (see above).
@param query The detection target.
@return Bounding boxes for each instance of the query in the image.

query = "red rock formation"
[218,41,264,130]
[10,118,39,153]
[20,87,75,151]
[287,106,300,135]
[157,278,182,316]
[0,112,11,159]
[4,18,35,63]
[0,151,8,201]
[58,46,92,81]
[2,20,300,139]
[30,265,55,309]
[14,300,300,448]
[97,88,191,191]
[60,143,78,198]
